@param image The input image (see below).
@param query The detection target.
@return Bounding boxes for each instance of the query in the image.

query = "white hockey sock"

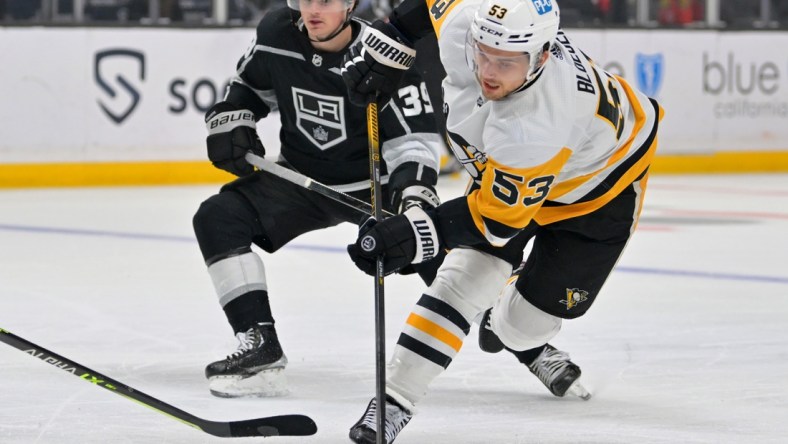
[207,252,267,307]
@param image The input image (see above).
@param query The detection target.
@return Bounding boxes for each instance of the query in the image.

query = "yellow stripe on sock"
[405,313,463,352]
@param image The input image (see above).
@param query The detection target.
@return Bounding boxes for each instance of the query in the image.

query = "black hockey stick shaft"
[0,327,317,438]
[244,152,394,218]
[366,100,387,444]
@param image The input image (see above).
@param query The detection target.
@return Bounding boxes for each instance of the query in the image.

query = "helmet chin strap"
[511,50,548,95]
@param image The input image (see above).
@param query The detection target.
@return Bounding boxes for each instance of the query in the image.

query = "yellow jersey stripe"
[467,149,572,238]
[535,138,658,225]
[426,0,462,38]
[534,81,660,225]
[534,138,657,225]
[605,76,647,169]
[549,77,649,203]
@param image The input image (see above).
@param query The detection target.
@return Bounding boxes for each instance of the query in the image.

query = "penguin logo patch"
[560,288,588,310]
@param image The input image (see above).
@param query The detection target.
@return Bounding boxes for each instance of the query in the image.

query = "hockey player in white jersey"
[342,0,663,441]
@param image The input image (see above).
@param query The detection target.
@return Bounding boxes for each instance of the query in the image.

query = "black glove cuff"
[389,162,439,211]
[371,19,413,47]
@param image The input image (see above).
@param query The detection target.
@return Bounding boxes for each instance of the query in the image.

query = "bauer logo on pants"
[292,87,347,150]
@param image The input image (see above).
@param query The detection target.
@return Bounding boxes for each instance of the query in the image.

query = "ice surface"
[1,174,787,443]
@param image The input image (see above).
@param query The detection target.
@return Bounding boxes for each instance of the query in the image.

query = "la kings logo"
[292,87,346,150]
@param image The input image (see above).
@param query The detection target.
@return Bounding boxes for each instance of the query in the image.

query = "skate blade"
[209,368,289,398]
[567,380,592,401]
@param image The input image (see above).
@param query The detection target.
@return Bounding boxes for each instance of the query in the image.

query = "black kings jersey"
[224,7,441,190]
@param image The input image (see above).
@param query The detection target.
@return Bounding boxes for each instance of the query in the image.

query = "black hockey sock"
[223,290,274,334]
[506,344,547,366]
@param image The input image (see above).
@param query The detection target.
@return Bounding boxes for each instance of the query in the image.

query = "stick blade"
[226,414,317,437]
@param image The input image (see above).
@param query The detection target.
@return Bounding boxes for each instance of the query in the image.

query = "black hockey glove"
[205,102,265,176]
[347,207,440,276]
[341,20,416,107]
[389,162,440,213]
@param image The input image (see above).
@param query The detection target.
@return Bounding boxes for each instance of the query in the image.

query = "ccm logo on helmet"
[480,25,504,37]
[364,33,416,68]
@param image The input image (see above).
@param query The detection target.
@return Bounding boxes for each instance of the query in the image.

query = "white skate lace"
[227,328,261,359]
[359,398,411,443]
[529,346,571,386]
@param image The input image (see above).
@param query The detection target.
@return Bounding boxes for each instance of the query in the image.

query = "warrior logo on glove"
[341,20,417,107]
[412,220,437,260]
[360,234,377,253]
[347,207,440,276]
[362,32,416,68]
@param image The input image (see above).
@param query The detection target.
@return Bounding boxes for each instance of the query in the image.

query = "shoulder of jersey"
[547,39,597,112]
[255,7,298,47]
[433,0,480,31]
[351,15,370,27]
[349,15,369,42]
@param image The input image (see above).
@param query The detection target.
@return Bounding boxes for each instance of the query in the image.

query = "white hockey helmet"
[288,0,358,42]
[287,0,355,14]
[471,0,560,53]
[468,0,560,83]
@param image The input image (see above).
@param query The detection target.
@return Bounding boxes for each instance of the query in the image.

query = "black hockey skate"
[528,344,591,400]
[349,395,412,444]
[478,308,505,353]
[205,322,288,398]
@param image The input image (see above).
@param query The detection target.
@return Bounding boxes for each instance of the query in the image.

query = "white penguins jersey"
[426,0,663,247]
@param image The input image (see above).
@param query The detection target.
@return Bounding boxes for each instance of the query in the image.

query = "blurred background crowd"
[2,0,788,29]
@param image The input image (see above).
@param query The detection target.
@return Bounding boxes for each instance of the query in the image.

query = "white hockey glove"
[389,162,440,213]
[341,20,416,107]
[205,102,265,176]
[347,207,440,276]
[395,184,441,213]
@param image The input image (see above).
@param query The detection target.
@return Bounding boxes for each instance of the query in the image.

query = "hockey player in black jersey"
[192,0,443,398]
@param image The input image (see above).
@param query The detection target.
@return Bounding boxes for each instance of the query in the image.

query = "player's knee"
[193,193,255,261]
[193,196,227,242]
[491,281,562,351]
[193,199,213,233]
[427,248,511,320]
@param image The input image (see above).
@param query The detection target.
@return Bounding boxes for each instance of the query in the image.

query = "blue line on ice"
[2,223,787,284]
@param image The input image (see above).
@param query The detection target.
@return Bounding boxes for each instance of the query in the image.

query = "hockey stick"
[244,152,394,218]
[0,327,317,438]
[366,99,387,444]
